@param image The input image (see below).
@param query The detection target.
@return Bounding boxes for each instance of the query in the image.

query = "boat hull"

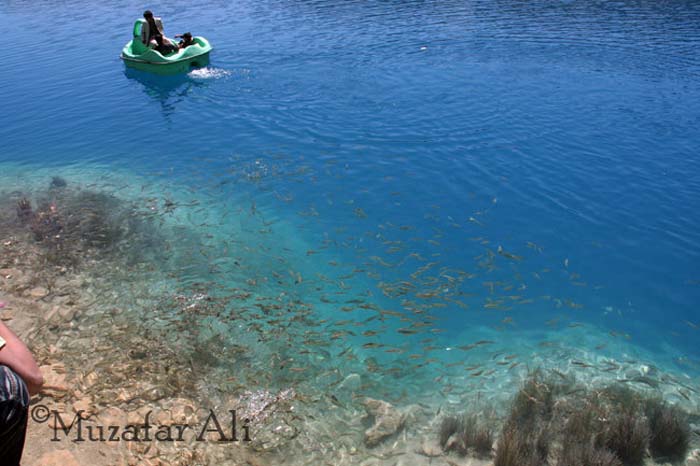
[121,51,210,75]
[120,36,213,75]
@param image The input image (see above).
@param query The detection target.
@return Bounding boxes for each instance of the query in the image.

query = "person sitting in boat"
[142,10,179,55]
[176,32,195,49]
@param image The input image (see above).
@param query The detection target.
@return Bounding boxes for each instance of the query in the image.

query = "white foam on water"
[188,67,232,80]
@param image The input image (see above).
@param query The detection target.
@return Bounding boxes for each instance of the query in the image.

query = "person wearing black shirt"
[143,10,178,55]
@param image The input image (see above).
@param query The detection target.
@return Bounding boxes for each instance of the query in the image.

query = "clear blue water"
[2,0,700,444]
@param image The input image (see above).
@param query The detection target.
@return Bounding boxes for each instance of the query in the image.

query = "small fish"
[677,389,691,401]
[363,342,383,349]
[619,376,660,388]
[683,320,698,330]
[526,241,543,253]
[457,345,476,351]
[497,245,523,261]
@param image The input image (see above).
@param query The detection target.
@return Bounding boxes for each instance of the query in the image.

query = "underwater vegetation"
[8,179,167,267]
[16,197,33,223]
[494,422,549,466]
[557,444,622,466]
[646,399,691,462]
[492,371,692,466]
[438,413,494,457]
[600,406,650,465]
[439,415,462,447]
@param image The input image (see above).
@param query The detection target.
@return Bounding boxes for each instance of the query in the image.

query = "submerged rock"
[417,437,443,457]
[688,449,700,466]
[50,176,67,189]
[35,450,80,466]
[28,286,49,299]
[40,363,69,399]
[363,398,405,447]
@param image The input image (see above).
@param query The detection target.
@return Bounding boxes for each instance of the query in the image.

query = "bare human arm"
[0,320,43,395]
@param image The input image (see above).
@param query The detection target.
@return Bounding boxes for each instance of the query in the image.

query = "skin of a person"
[0,321,43,395]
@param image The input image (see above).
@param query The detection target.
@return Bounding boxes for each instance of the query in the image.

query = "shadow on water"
[123,67,207,120]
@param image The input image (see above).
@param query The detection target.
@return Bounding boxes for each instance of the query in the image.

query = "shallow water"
[1,0,700,463]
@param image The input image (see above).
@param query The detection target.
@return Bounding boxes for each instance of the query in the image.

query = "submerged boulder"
[363,397,405,447]
[50,176,67,189]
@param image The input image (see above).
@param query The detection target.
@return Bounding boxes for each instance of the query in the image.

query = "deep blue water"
[1,0,700,373]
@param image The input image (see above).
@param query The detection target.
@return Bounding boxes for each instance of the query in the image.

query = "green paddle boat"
[120,19,212,75]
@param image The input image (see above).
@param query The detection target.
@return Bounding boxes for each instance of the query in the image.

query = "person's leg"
[0,399,28,466]
[0,365,29,466]
[154,34,167,53]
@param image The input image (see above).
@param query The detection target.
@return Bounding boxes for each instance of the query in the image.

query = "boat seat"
[133,17,168,44]
[131,19,150,54]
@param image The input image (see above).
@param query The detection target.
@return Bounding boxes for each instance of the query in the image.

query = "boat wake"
[188,67,231,80]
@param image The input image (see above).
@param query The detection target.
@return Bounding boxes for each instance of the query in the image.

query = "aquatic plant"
[16,197,33,223]
[65,191,126,248]
[561,404,599,446]
[494,424,526,466]
[439,414,493,457]
[557,443,622,466]
[439,415,462,447]
[9,185,173,270]
[494,421,549,466]
[466,418,494,458]
[493,371,567,465]
[597,407,649,466]
[508,370,562,427]
[645,399,690,462]
[598,385,646,413]
[30,203,63,242]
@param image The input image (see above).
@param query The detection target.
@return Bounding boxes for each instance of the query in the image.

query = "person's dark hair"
[143,10,153,18]
[183,32,192,40]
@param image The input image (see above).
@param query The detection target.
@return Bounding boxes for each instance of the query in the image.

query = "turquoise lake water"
[1,0,700,459]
